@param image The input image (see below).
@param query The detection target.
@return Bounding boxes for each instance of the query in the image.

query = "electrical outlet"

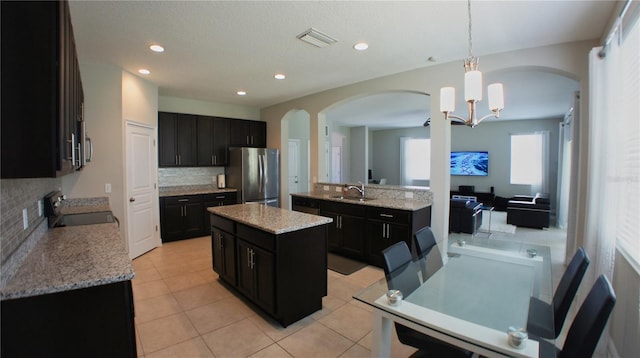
[323,186,329,191]
[38,200,44,217]
[105,183,112,193]
[405,192,414,199]
[335,187,342,192]
[22,208,28,230]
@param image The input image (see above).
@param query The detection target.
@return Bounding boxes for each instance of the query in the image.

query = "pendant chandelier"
[440,0,504,128]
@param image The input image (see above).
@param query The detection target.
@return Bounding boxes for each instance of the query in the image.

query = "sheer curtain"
[584,15,640,354]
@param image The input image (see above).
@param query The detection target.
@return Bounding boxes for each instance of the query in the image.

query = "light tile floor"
[132,225,567,357]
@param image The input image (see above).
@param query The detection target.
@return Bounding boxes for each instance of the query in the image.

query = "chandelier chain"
[467,0,473,58]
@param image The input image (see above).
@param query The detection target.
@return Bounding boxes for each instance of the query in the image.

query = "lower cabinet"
[161,192,237,242]
[366,207,412,267]
[160,195,204,242]
[237,240,275,312]
[319,201,366,260]
[211,224,237,285]
[1,280,136,357]
[314,196,432,268]
[210,213,328,327]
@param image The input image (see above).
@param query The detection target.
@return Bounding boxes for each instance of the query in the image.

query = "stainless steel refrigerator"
[226,147,280,207]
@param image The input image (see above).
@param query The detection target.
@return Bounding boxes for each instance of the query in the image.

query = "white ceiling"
[68,0,617,128]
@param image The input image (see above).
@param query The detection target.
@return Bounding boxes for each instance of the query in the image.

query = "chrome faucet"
[346,181,365,197]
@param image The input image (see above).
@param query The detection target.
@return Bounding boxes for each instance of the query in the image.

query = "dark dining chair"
[413,226,443,281]
[538,275,616,358]
[527,246,590,339]
[382,241,472,358]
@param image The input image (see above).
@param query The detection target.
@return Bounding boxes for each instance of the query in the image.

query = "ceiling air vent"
[297,28,338,48]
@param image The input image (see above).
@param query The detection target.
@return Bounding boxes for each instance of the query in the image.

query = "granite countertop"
[208,204,333,235]
[0,223,134,301]
[291,192,431,211]
[160,184,238,197]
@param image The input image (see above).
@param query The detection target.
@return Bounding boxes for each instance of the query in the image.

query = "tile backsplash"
[1,178,61,266]
[158,167,225,187]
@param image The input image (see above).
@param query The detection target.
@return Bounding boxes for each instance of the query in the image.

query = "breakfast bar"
[208,204,332,327]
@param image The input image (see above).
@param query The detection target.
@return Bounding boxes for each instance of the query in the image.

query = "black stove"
[43,191,116,228]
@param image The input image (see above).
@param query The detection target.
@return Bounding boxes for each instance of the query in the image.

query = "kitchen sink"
[330,195,375,202]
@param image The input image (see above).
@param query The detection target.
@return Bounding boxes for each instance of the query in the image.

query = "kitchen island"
[208,204,332,327]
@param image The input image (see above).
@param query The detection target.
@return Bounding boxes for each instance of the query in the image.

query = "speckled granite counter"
[291,192,431,211]
[0,222,134,300]
[160,184,237,197]
[208,204,332,234]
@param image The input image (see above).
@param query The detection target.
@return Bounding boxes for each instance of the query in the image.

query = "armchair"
[449,199,483,234]
[507,193,551,229]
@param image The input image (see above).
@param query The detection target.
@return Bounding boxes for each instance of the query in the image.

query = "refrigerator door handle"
[259,154,265,193]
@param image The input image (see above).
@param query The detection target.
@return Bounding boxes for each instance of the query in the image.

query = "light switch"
[105,183,112,193]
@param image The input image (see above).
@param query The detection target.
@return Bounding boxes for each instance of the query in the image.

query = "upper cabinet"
[229,119,266,148]
[158,112,198,167]
[197,116,229,166]
[1,0,85,178]
[158,112,265,168]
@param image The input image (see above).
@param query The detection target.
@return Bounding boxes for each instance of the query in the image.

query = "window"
[400,138,430,186]
[510,132,548,191]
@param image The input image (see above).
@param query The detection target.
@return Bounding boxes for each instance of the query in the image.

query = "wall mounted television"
[450,151,489,176]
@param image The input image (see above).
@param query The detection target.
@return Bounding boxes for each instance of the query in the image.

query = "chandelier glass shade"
[440,1,504,128]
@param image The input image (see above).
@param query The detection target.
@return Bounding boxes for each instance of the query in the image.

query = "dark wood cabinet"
[203,192,237,234]
[211,215,237,285]
[319,201,366,260]
[211,213,328,327]
[237,239,275,312]
[160,195,204,242]
[229,119,267,147]
[366,207,412,267]
[1,280,136,357]
[158,112,197,167]
[1,0,85,178]
[197,116,229,166]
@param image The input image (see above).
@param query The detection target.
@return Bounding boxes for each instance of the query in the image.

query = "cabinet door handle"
[386,224,390,238]
[380,214,393,218]
[246,135,250,144]
[175,155,179,165]
[382,224,386,238]
[178,199,189,202]
[251,249,255,269]
[247,248,251,268]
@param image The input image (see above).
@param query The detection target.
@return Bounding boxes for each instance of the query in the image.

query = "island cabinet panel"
[211,225,237,285]
[1,280,136,357]
[237,239,275,312]
[210,214,328,327]
[203,192,237,234]
[319,201,366,260]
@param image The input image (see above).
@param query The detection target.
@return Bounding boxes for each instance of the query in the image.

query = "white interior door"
[331,146,341,182]
[126,122,160,259]
[288,139,300,194]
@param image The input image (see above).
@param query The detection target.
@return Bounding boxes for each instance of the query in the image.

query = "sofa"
[449,198,483,234]
[506,193,551,229]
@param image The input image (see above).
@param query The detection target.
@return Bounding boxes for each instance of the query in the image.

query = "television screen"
[450,151,489,176]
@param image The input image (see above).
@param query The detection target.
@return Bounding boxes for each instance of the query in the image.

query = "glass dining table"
[353,237,553,358]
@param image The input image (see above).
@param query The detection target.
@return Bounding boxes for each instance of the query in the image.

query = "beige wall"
[62,65,159,248]
[158,96,260,120]
[262,40,595,254]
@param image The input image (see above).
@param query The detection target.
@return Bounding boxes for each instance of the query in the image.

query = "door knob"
[129,197,135,202]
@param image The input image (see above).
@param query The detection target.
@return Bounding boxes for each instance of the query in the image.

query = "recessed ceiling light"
[237,91,247,96]
[274,73,286,80]
[354,42,369,51]
[149,44,165,53]
[138,69,151,75]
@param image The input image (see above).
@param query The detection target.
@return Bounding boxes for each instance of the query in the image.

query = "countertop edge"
[291,192,431,211]
[208,205,332,235]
